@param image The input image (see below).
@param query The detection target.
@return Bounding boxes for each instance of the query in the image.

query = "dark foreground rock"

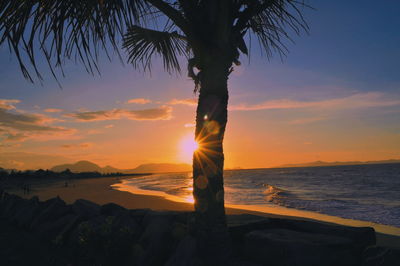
[0,190,398,266]
[245,229,357,266]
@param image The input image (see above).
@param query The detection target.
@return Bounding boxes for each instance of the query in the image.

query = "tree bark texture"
[193,58,232,262]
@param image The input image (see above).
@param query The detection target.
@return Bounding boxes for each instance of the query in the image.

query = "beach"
[7,175,400,250]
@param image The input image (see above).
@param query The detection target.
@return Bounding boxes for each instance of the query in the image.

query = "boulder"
[230,219,274,242]
[13,196,41,228]
[137,212,177,265]
[30,197,70,230]
[230,217,375,255]
[1,193,27,218]
[165,235,199,266]
[67,215,107,246]
[227,214,270,227]
[129,208,150,225]
[113,211,141,232]
[100,202,127,216]
[141,210,175,224]
[245,228,359,266]
[363,246,400,266]
[71,199,100,219]
[36,213,81,243]
[268,218,376,249]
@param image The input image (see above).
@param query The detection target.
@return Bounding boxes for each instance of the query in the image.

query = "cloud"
[127,98,151,104]
[169,98,197,106]
[0,152,74,170]
[0,100,75,142]
[66,110,118,121]
[0,108,70,132]
[87,129,102,135]
[288,117,326,125]
[230,92,400,111]
[67,106,172,121]
[44,108,63,113]
[0,142,21,149]
[3,132,29,142]
[105,124,114,128]
[61,142,93,149]
[124,106,172,120]
[0,99,20,110]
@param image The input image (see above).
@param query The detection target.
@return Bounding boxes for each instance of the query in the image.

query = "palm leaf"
[0,0,148,82]
[123,25,189,73]
[235,0,309,59]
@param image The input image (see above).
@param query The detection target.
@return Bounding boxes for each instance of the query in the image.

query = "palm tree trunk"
[193,59,231,262]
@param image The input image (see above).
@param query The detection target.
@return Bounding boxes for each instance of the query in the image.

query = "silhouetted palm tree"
[0,0,308,262]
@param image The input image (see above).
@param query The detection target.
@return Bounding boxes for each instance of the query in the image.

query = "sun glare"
[179,135,198,163]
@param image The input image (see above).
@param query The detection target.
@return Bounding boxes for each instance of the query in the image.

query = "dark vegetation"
[0,167,148,193]
[0,168,144,180]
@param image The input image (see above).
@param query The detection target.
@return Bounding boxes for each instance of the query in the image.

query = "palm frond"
[0,0,148,82]
[235,0,309,59]
[123,25,189,73]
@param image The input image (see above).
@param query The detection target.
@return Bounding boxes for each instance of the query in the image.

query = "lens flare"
[178,134,198,163]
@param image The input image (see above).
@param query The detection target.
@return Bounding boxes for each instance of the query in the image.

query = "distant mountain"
[51,161,191,174]
[276,159,400,168]
[102,165,120,173]
[51,160,104,173]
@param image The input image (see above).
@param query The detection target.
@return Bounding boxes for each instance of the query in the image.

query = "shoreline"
[113,177,400,236]
[6,175,400,249]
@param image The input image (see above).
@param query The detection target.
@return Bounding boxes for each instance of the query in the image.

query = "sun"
[178,134,199,164]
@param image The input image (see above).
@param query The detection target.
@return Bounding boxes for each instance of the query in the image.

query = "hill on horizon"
[275,159,400,168]
[50,160,191,174]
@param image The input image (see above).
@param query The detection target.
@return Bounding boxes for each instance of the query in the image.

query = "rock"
[13,196,41,228]
[269,218,376,249]
[230,219,273,242]
[245,228,359,266]
[129,208,150,225]
[227,214,269,227]
[113,212,141,230]
[36,213,81,242]
[137,212,176,265]
[1,193,27,218]
[71,199,100,219]
[230,217,375,256]
[100,202,127,216]
[67,215,107,246]
[165,235,199,266]
[30,197,70,230]
[228,259,262,266]
[0,218,60,265]
[141,211,173,224]
[363,246,400,266]
[67,214,140,265]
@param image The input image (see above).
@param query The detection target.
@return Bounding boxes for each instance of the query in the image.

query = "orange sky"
[0,87,399,170]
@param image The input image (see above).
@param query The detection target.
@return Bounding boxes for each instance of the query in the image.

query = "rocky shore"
[1,190,399,265]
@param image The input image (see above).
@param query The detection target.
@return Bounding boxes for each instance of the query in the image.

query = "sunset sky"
[1,1,399,170]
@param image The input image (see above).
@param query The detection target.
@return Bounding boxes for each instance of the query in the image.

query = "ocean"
[113,163,400,228]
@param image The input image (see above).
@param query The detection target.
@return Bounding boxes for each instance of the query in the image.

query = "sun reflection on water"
[183,176,194,203]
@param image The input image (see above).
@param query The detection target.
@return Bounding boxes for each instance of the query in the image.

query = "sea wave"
[117,164,400,227]
[262,184,291,203]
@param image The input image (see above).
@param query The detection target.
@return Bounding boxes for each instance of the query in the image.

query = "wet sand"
[7,175,400,249]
